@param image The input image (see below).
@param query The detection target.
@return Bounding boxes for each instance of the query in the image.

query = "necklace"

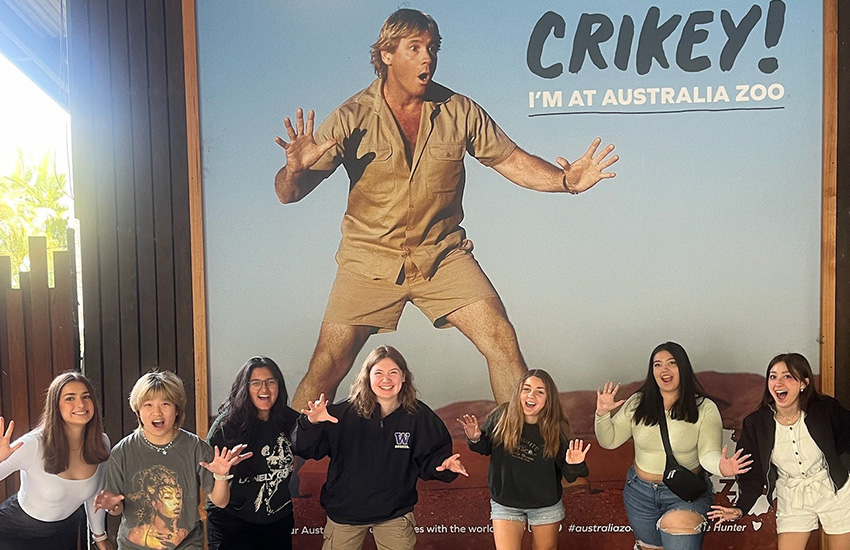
[776,410,801,426]
[141,431,176,455]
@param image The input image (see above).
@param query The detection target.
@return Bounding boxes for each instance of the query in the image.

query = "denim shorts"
[490,499,565,526]
[622,465,712,550]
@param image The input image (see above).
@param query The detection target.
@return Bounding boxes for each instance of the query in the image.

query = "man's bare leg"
[291,322,375,411]
[444,297,527,404]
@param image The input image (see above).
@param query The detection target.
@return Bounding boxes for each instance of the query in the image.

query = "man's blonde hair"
[370,8,441,79]
[129,370,187,430]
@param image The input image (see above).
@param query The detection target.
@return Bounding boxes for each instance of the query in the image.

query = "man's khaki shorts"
[322,248,499,332]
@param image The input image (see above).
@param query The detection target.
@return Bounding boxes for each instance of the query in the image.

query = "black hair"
[632,342,707,426]
[217,356,293,444]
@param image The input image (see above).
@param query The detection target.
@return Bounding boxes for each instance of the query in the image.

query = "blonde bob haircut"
[349,345,419,418]
[129,370,187,431]
[370,8,441,80]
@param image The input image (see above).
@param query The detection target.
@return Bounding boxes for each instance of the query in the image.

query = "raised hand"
[558,138,618,194]
[436,453,468,477]
[300,393,339,424]
[0,417,23,462]
[274,108,336,175]
[719,446,753,477]
[566,439,591,464]
[596,381,626,416]
[200,444,254,476]
[707,505,743,524]
[94,490,125,515]
[456,414,481,441]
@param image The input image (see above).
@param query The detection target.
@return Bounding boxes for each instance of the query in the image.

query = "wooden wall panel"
[67,0,200,445]
[0,238,81,501]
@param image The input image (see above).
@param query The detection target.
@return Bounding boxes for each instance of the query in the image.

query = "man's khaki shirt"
[313,79,517,282]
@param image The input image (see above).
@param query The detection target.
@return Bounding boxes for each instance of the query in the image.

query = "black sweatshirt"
[294,399,458,524]
[468,407,589,509]
[205,408,299,524]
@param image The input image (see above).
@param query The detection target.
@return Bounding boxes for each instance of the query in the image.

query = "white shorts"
[775,475,850,535]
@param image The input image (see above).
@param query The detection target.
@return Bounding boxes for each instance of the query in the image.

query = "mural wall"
[197,1,823,547]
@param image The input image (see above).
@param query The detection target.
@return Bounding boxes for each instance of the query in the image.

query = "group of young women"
[0,343,848,550]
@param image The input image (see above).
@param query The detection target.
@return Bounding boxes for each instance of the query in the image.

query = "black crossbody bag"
[658,413,708,502]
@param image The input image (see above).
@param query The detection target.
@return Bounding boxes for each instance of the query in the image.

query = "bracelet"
[213,473,234,481]
[562,174,579,195]
[92,533,108,543]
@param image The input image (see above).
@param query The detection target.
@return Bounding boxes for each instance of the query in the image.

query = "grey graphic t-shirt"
[106,430,214,550]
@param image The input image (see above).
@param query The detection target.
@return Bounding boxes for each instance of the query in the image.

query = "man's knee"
[450,298,519,350]
[657,510,706,535]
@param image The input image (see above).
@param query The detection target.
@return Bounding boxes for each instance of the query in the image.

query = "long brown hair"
[39,371,110,474]
[349,346,419,418]
[492,370,570,458]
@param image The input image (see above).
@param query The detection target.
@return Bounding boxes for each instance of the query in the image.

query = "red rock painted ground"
[293,372,821,549]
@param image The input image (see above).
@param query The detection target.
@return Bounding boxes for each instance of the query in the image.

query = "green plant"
[0,148,71,287]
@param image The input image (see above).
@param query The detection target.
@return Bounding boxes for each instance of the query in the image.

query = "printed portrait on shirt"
[126,465,189,550]
[248,432,294,514]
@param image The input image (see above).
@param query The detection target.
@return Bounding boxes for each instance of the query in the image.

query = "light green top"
[594,392,723,476]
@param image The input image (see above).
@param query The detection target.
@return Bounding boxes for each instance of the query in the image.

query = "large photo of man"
[274,9,618,409]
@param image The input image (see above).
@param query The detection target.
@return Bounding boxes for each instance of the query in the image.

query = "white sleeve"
[0,432,38,481]
[84,433,110,535]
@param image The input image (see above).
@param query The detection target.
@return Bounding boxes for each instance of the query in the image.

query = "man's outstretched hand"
[275,108,336,176]
[558,138,618,194]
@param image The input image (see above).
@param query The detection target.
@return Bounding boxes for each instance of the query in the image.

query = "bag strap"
[657,411,680,468]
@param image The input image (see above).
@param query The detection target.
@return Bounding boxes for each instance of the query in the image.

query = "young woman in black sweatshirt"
[295,345,467,550]
[459,369,590,550]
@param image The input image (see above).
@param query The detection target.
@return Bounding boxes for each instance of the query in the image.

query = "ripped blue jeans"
[623,465,713,549]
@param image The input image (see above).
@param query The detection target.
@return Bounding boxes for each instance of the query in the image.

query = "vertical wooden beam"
[182,0,208,437]
[821,0,837,397]
[4,288,27,495]
[67,0,106,411]
[164,0,196,432]
[0,256,13,500]
[27,237,52,416]
[146,0,178,379]
[50,250,75,375]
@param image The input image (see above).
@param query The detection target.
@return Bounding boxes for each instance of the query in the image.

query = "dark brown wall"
[66,0,196,442]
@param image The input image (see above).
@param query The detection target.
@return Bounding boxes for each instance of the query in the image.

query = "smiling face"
[381,32,437,100]
[248,366,279,421]
[519,376,547,423]
[58,381,94,428]
[653,350,681,397]
[768,361,808,412]
[139,394,178,444]
[369,358,405,406]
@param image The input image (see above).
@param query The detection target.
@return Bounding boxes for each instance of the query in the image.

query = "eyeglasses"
[249,379,279,390]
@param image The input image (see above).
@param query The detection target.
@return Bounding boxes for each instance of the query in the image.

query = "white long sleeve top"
[0,429,108,534]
